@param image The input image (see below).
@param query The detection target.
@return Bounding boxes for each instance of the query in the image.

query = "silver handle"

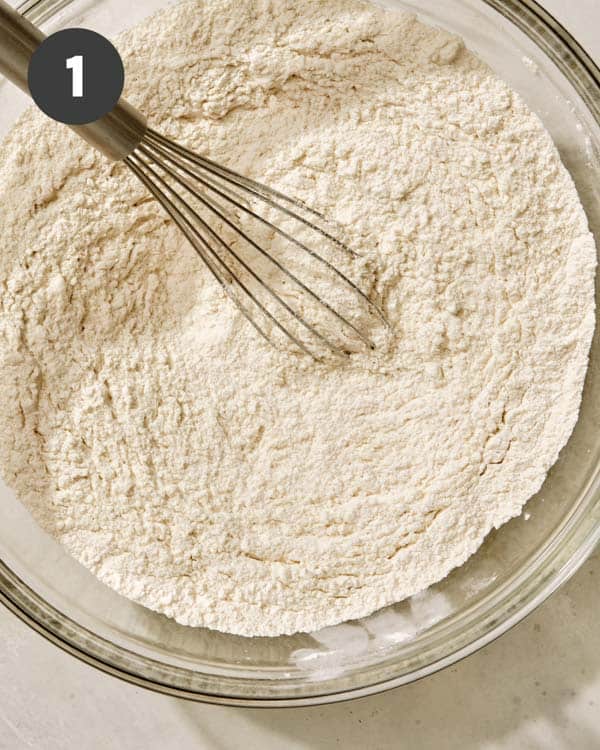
[0,0,43,92]
[0,0,147,160]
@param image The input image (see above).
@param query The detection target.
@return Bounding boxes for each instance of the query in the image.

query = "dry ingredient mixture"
[0,0,596,636]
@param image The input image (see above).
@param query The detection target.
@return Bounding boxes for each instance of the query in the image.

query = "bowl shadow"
[175,549,600,749]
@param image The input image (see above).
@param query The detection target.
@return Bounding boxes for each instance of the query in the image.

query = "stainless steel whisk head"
[125,129,387,359]
[0,1,388,359]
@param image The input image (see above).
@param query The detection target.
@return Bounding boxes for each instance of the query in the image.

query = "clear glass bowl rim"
[0,0,598,707]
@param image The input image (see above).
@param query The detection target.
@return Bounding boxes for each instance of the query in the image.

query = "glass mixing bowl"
[0,0,599,706]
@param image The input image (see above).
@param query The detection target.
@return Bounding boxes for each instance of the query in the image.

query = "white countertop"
[1,2,599,748]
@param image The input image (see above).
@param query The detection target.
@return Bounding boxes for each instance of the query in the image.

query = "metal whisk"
[0,2,386,359]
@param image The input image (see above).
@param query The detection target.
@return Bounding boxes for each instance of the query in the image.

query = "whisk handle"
[0,0,43,93]
[0,0,147,161]
[72,99,147,162]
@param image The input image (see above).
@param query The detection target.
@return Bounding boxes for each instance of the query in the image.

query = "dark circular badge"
[28,28,124,126]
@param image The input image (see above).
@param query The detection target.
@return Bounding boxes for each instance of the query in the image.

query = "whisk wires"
[125,128,387,360]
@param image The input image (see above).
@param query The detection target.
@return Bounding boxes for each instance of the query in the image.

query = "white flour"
[0,0,595,636]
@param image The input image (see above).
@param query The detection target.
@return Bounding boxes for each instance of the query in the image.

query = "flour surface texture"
[0,0,595,636]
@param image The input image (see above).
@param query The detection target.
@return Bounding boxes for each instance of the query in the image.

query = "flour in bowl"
[0,0,595,636]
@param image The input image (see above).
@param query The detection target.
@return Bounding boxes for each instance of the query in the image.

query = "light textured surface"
[0,0,596,637]
[0,0,599,747]
[1,551,598,749]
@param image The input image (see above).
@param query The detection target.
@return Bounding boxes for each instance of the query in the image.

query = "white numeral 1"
[66,55,84,98]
